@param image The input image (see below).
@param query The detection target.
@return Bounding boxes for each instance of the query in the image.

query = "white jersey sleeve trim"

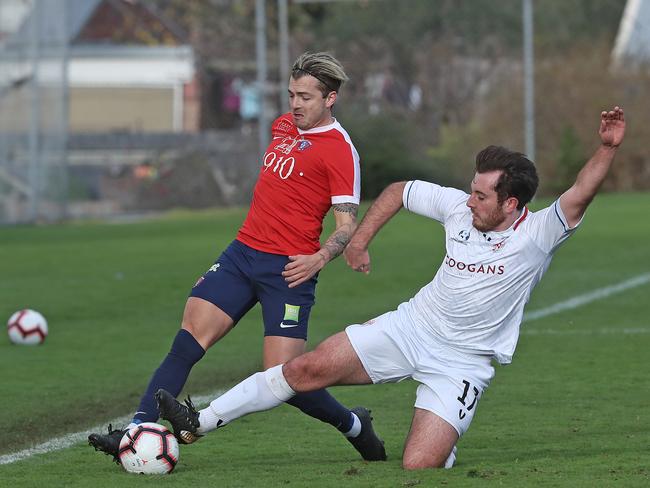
[318,120,360,204]
[337,127,361,203]
[403,180,415,210]
[553,199,583,231]
[523,199,582,254]
[331,195,360,205]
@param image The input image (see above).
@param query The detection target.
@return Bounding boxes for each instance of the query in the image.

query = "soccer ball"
[118,422,180,475]
[7,309,48,345]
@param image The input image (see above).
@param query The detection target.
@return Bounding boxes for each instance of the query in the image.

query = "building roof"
[4,0,187,50]
[0,1,193,88]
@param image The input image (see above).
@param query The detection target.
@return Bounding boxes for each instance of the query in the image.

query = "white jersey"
[399,180,580,364]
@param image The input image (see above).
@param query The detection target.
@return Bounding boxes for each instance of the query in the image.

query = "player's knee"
[402,452,445,470]
[284,353,325,387]
[284,353,312,377]
[181,300,233,349]
[181,317,229,349]
[181,321,210,344]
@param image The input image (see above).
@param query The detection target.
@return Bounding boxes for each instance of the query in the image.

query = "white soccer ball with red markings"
[7,309,48,345]
[118,422,180,475]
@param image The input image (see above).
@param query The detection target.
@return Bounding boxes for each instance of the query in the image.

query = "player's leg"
[191,331,371,429]
[263,334,388,460]
[129,297,233,425]
[282,330,373,388]
[88,300,231,462]
[403,339,495,470]
[156,311,413,452]
[89,240,256,461]
[262,335,306,367]
[156,331,372,439]
[156,308,416,452]
[131,239,261,424]
[264,336,359,439]
[249,253,384,459]
[402,408,458,469]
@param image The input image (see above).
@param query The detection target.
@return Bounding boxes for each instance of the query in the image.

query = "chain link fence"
[0,0,260,225]
[0,0,69,224]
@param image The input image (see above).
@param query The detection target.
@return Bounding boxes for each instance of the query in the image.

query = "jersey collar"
[297,117,338,135]
[513,207,529,230]
[481,207,529,240]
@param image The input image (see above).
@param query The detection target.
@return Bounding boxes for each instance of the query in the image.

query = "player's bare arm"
[559,106,625,228]
[322,203,359,260]
[345,181,407,274]
[283,203,359,288]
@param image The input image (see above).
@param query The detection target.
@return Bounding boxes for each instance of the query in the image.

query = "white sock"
[263,364,296,400]
[197,406,224,434]
[444,445,457,469]
[343,412,362,438]
[197,365,295,435]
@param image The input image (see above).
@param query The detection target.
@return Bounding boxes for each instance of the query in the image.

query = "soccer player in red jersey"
[89,52,386,463]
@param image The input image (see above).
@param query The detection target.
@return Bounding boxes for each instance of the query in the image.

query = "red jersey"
[237,113,361,255]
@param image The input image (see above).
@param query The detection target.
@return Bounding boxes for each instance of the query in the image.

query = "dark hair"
[475,145,539,209]
[291,52,348,97]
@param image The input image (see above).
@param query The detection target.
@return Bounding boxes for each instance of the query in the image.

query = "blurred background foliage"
[150,0,643,199]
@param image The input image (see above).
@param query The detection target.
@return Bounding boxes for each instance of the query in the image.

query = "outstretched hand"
[599,106,625,147]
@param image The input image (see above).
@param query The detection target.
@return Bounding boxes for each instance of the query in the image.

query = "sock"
[198,365,295,434]
[444,446,457,469]
[286,389,356,434]
[132,329,205,423]
[343,412,361,438]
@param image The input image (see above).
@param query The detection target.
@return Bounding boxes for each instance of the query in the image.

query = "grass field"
[1,192,649,487]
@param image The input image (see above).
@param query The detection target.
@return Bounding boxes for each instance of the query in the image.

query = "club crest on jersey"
[492,239,508,252]
[274,137,299,155]
[456,230,471,242]
[297,139,312,151]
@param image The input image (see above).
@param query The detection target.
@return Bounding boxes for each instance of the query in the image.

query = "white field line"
[523,272,650,323]
[3,274,650,465]
[0,391,222,466]
[522,326,650,336]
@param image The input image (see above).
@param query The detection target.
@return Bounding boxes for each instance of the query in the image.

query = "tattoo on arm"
[322,228,352,261]
[321,204,358,262]
[331,203,358,218]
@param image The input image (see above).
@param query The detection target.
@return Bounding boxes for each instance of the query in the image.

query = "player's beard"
[472,205,506,232]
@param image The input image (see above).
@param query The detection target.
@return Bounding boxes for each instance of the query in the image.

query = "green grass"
[1,193,649,487]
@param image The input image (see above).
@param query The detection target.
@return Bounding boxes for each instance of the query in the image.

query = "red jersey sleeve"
[325,137,361,205]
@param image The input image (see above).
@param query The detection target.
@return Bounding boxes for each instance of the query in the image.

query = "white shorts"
[345,310,494,437]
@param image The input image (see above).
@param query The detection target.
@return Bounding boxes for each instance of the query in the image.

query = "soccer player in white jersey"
[156,107,625,469]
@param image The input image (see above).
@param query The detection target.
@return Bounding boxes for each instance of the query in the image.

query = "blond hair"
[291,52,348,97]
